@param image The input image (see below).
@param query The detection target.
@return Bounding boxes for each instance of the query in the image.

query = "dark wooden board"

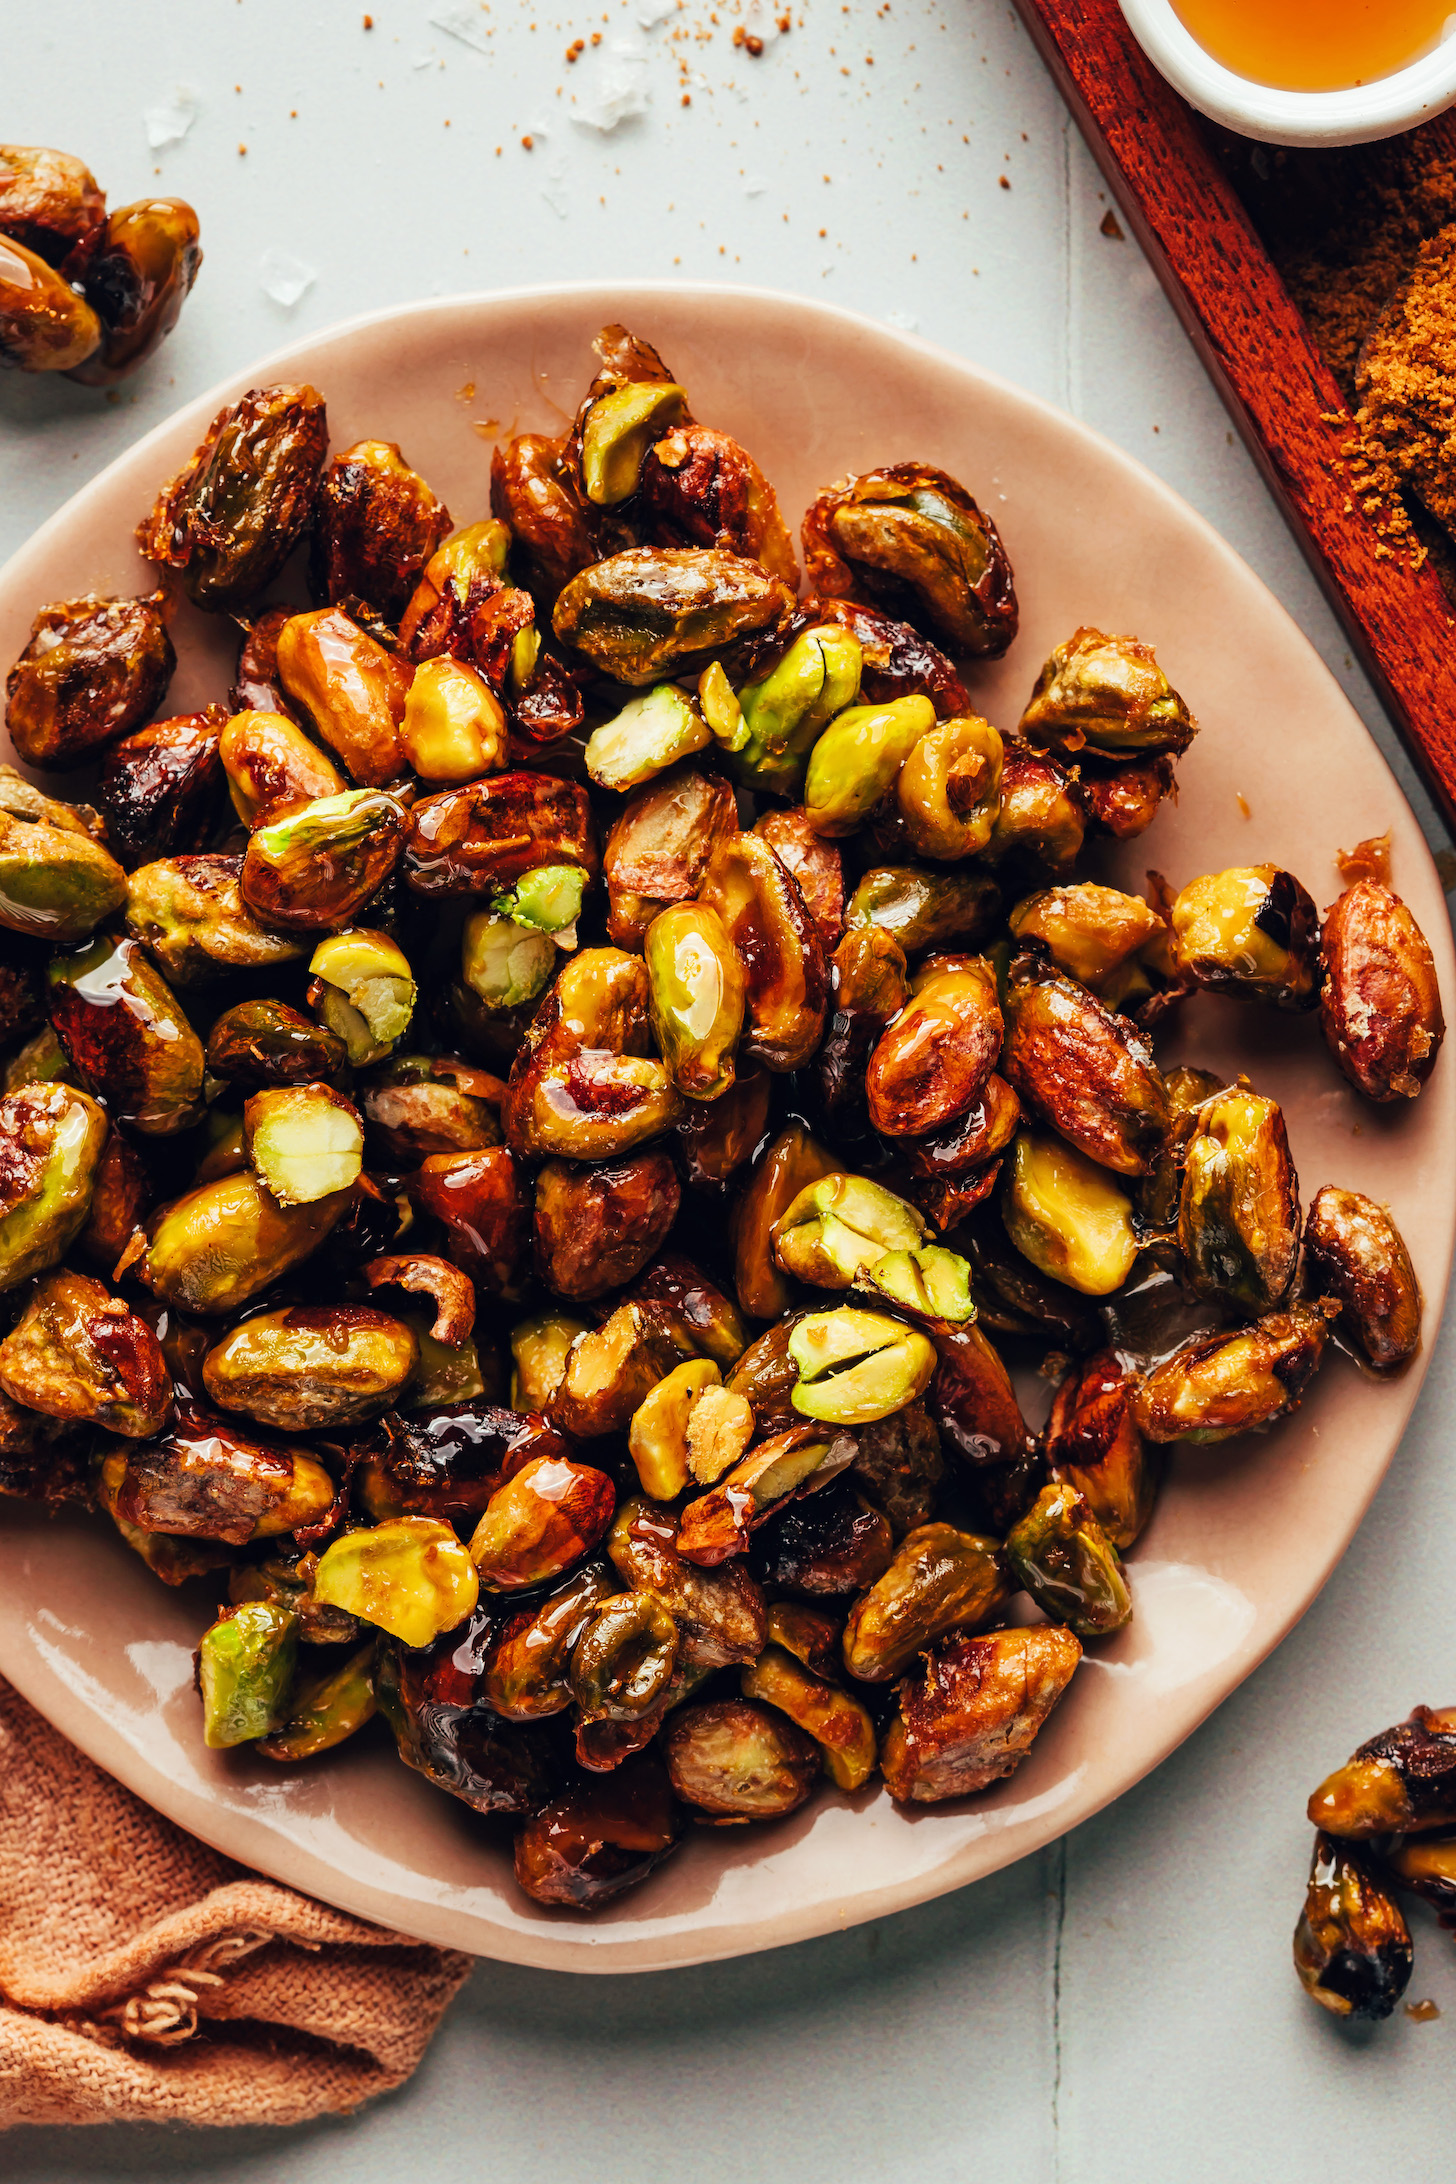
[1010,0,1456,832]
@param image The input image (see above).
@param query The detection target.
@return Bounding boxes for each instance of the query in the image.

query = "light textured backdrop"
[3,2,1454,2175]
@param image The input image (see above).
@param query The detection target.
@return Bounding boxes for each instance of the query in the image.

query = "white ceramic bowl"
[1120,0,1456,145]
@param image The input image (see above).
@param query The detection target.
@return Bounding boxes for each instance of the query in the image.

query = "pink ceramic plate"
[0,286,1451,1973]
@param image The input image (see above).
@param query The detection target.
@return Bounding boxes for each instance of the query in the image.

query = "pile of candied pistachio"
[1297,1708,1456,2021]
[0,144,201,384]
[0,324,1445,1913]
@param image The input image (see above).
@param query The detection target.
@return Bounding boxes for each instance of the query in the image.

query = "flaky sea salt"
[885,310,920,332]
[260,249,317,307]
[573,39,650,131]
[144,89,197,150]
[428,3,490,54]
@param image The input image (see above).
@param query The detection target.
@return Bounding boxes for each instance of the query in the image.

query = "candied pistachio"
[494,863,586,935]
[0,764,105,840]
[846,864,1002,957]
[1004,1480,1131,1640]
[274,607,410,786]
[1009,882,1166,996]
[1304,1186,1421,1373]
[740,1644,877,1792]
[754,807,845,949]
[5,590,174,771]
[48,933,205,1136]
[257,1641,379,1763]
[136,1169,353,1316]
[97,709,225,867]
[896,714,1003,861]
[0,145,105,262]
[136,382,328,612]
[699,830,829,1073]
[1170,865,1321,1011]
[586,684,711,793]
[1046,1351,1157,1551]
[570,1592,680,1722]
[1002,1131,1139,1297]
[841,1522,1008,1683]
[1079,753,1176,841]
[849,1402,943,1534]
[76,1127,152,1275]
[400,654,507,785]
[1294,1833,1413,2021]
[0,1081,109,1291]
[609,1495,767,1669]
[0,234,101,370]
[866,957,1003,1138]
[1136,1304,1330,1443]
[641,423,799,582]
[645,902,746,1102]
[229,606,295,717]
[677,1063,771,1194]
[1307,1705,1456,1839]
[815,926,910,1147]
[604,765,738,948]
[206,999,346,1089]
[409,1145,529,1297]
[462,907,556,1012]
[1383,1834,1456,1912]
[628,1358,721,1500]
[534,1149,679,1302]
[469,1454,616,1590]
[1320,879,1445,1101]
[399,518,512,650]
[856,1244,976,1326]
[664,1697,819,1819]
[359,1057,501,1166]
[490,432,596,612]
[307,927,415,1066]
[514,1753,681,1908]
[733,623,864,794]
[803,695,937,837]
[310,438,451,622]
[1,1022,72,1097]
[772,1171,929,1290]
[1002,971,1168,1177]
[752,1479,894,1596]
[580,378,689,504]
[633,1253,747,1370]
[99,1405,335,1543]
[377,1606,560,1815]
[788,1307,937,1426]
[924,1317,1035,1478]
[984,738,1084,874]
[355,1404,571,1526]
[69,196,203,387]
[0,813,127,943]
[685,1384,755,1485]
[554,546,794,686]
[124,853,307,987]
[509,1049,681,1160]
[314,1517,478,1648]
[198,1602,297,1749]
[511,1310,590,1413]
[677,1424,856,1566]
[901,1073,1021,1183]
[731,1122,840,1321]
[203,1304,416,1432]
[0,1269,171,1439]
[405,771,597,898]
[550,1302,689,1439]
[482,1563,618,1721]
[1178,1088,1300,1313]
[804,462,1018,656]
[1019,626,1195,757]
[243,1082,363,1205]
[219,708,345,826]
[240,788,406,933]
[881,1625,1082,1803]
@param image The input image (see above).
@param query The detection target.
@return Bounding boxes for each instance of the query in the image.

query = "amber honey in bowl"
[1172,0,1453,91]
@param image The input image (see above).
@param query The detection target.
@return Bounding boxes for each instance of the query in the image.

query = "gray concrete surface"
[3,2,1454,2175]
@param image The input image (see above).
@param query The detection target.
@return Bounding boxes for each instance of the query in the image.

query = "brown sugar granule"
[566,38,584,60]
[1353,224,1456,549]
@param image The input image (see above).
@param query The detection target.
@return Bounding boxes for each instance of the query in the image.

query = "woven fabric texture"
[0,1676,472,2129]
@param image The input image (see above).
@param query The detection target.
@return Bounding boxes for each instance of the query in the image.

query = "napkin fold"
[0,1676,471,2129]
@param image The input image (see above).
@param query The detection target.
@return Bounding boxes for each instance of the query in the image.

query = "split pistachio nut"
[1170,864,1321,1011]
[676,1424,856,1565]
[243,1082,363,1205]
[740,1642,877,1792]
[788,1307,937,1426]
[842,1522,1010,1683]
[644,901,746,1102]
[896,715,1003,861]
[772,1171,929,1290]
[803,695,935,838]
[510,1309,591,1413]
[1136,1304,1330,1444]
[462,907,557,1013]
[1002,1131,1139,1297]
[732,623,863,794]
[198,1601,298,1749]
[1004,1480,1131,1640]
[855,1244,976,1326]
[495,863,587,935]
[1294,1833,1413,2022]
[314,1516,479,1648]
[1178,1088,1300,1314]
[308,927,415,1066]
[257,1640,380,1763]
[1019,626,1196,757]
[0,813,127,942]
[586,684,711,793]
[627,1356,721,1500]
[0,1081,109,1290]
[1303,1185,1421,1374]
[137,382,328,613]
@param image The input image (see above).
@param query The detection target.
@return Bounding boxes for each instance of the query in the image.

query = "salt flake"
[260,249,317,308]
[144,88,198,151]
[428,3,490,54]
[885,310,920,332]
[573,39,650,132]
[637,0,679,23]
[743,176,767,197]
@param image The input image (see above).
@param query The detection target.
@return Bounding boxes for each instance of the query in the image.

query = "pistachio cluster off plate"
[0,286,1451,1972]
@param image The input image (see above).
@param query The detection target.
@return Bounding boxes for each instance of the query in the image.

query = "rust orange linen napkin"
[0,1675,472,2128]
